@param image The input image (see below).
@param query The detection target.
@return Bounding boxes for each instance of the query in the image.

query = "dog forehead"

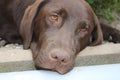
[45,0,86,10]
[42,0,89,18]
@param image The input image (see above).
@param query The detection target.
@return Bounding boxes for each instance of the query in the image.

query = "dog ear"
[80,0,103,46]
[20,0,44,49]
[90,15,103,46]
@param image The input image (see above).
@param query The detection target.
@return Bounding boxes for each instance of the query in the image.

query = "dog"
[0,0,120,74]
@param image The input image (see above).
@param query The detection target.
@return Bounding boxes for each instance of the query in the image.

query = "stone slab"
[0,42,120,72]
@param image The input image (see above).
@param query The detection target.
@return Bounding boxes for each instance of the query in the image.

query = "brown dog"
[0,0,120,74]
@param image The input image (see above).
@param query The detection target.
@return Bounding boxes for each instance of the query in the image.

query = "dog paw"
[0,38,6,47]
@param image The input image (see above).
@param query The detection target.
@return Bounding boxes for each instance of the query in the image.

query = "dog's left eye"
[76,22,88,34]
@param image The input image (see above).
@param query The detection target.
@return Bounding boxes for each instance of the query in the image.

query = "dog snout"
[50,49,70,64]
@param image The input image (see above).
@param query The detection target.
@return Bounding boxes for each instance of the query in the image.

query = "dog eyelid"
[50,14,59,21]
[48,13,63,25]
[81,22,89,29]
[75,22,89,34]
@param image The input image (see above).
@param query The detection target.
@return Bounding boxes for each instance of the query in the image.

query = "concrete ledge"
[0,61,35,72]
[0,42,120,72]
[76,53,120,66]
[75,42,120,66]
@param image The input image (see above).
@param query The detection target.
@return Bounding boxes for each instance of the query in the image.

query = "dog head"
[20,0,103,74]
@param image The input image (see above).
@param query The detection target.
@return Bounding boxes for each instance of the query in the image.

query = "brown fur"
[0,0,120,74]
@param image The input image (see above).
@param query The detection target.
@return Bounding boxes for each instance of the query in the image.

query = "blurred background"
[86,0,120,27]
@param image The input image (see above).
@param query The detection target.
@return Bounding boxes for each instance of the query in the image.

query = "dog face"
[20,0,103,74]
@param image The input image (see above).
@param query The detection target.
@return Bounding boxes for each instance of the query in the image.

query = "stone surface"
[0,42,120,72]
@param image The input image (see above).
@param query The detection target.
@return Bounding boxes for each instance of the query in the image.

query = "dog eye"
[81,23,88,29]
[76,22,88,34]
[48,14,63,27]
[50,15,59,22]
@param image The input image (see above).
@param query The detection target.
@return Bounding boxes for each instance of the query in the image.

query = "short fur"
[0,0,120,74]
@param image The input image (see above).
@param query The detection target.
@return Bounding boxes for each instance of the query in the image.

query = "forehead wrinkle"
[41,0,91,28]
[46,0,88,18]
[48,0,87,11]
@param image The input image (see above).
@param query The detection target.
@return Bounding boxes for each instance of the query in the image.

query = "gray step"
[0,42,120,72]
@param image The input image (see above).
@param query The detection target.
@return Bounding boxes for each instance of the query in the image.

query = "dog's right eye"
[50,15,59,22]
[48,14,63,26]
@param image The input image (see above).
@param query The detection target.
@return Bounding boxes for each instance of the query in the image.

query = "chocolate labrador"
[0,0,120,74]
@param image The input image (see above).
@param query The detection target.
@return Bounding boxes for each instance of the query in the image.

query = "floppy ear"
[90,15,103,46]
[80,0,103,46]
[20,0,44,49]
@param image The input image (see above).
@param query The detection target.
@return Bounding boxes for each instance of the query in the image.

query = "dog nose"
[50,49,70,63]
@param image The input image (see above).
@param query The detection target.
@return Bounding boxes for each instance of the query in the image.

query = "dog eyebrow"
[56,9,67,19]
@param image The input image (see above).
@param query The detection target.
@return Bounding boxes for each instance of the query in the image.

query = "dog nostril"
[52,55,58,60]
[52,54,67,63]
[61,58,67,63]
[50,50,69,63]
